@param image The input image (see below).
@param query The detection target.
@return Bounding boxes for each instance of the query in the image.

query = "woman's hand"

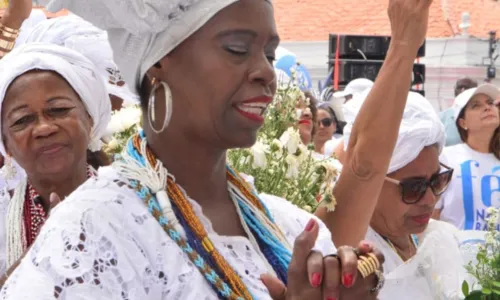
[1,0,32,29]
[338,242,385,300]
[388,0,432,52]
[261,218,363,300]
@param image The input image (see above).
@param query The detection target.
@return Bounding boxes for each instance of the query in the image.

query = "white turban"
[343,90,445,174]
[40,0,244,94]
[14,9,48,48]
[20,14,139,105]
[0,43,111,155]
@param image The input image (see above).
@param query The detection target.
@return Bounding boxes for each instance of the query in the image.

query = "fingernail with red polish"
[305,219,315,232]
[310,272,322,287]
[361,241,372,248]
[327,298,337,300]
[342,273,354,287]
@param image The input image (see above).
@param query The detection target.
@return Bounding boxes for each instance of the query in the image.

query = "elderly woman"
[321,91,468,299]
[435,84,500,230]
[0,0,428,299]
[0,43,111,284]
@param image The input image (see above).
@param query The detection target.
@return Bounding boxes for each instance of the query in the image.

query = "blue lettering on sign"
[461,160,479,230]
[461,161,500,230]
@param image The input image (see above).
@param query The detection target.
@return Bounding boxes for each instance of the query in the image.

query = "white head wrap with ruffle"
[0,43,111,154]
[343,90,445,174]
[21,14,139,105]
[40,0,244,94]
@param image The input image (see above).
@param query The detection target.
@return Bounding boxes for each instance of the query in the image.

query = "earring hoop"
[148,79,173,134]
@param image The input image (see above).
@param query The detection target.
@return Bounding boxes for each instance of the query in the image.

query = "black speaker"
[329,34,426,60]
[327,59,425,85]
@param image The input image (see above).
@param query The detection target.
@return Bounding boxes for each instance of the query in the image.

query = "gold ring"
[357,256,377,278]
[368,253,380,269]
[357,263,369,278]
[362,256,378,273]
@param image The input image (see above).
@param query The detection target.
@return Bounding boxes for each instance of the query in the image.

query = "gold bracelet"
[0,30,18,39]
[0,24,20,34]
[0,39,15,51]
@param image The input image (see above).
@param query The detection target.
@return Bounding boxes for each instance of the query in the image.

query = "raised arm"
[316,0,432,246]
[0,0,32,58]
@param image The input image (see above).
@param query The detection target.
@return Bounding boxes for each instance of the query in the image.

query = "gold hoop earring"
[148,78,173,134]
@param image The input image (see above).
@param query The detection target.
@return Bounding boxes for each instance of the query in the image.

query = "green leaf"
[492,282,500,288]
[463,281,470,296]
[483,287,492,295]
[464,290,483,300]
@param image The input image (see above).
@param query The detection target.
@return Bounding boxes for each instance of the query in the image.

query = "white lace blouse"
[0,166,336,299]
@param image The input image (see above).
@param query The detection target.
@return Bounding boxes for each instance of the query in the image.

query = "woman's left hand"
[321,240,384,300]
[338,241,385,300]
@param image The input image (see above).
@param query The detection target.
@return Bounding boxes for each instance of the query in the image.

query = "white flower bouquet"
[103,105,142,157]
[227,83,341,212]
[462,207,500,299]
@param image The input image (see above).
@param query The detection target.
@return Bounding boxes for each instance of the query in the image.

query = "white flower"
[251,141,269,169]
[107,138,120,150]
[296,109,303,119]
[279,127,301,154]
[285,154,300,178]
[105,105,142,135]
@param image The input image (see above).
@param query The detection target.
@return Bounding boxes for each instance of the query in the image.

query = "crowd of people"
[0,0,496,299]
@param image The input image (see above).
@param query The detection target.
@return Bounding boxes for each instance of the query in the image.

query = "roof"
[274,0,500,40]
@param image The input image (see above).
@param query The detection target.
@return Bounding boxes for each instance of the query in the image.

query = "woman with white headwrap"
[322,90,468,299]
[0,0,430,299]
[0,43,111,286]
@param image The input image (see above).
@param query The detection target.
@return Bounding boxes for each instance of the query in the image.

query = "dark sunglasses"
[385,163,454,204]
[318,118,334,127]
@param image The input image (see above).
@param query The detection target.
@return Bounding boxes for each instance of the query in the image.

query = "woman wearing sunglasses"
[313,103,342,157]
[319,91,468,299]
[434,84,500,231]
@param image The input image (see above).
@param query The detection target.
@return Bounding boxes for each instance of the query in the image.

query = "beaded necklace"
[22,165,95,248]
[115,132,292,299]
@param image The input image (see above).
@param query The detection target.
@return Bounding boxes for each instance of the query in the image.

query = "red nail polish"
[305,219,315,232]
[327,298,337,300]
[361,241,372,248]
[342,273,354,287]
[310,272,322,287]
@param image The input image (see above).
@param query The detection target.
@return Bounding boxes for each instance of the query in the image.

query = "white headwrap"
[0,43,111,155]
[40,0,243,93]
[343,90,445,174]
[20,14,139,105]
[14,9,48,48]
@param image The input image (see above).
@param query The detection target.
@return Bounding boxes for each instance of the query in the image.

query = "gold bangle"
[0,39,15,51]
[0,24,20,34]
[0,30,18,39]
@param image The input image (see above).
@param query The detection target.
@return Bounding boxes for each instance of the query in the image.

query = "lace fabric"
[367,220,468,300]
[0,166,335,299]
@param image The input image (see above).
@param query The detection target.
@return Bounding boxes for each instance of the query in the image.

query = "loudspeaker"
[328,59,425,85]
[328,34,426,60]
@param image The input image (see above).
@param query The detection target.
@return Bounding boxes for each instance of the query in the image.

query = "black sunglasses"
[385,163,454,204]
[318,118,334,127]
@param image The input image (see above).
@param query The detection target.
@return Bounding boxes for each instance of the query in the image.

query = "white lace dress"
[0,166,336,300]
[366,220,468,300]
